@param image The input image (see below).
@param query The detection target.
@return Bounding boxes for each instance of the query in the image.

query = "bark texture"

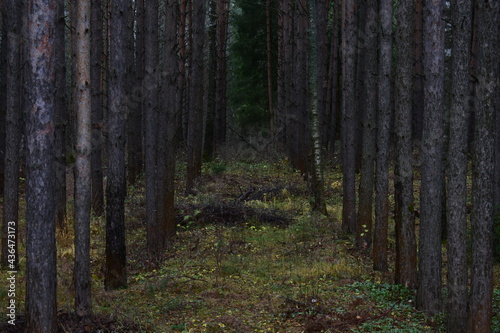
[468,0,499,330]
[356,0,377,249]
[186,0,206,193]
[446,0,471,330]
[144,0,160,261]
[90,0,104,216]
[105,0,128,290]
[417,0,446,314]
[26,0,58,330]
[1,0,22,269]
[341,0,357,234]
[74,0,92,316]
[394,0,417,288]
[373,0,392,272]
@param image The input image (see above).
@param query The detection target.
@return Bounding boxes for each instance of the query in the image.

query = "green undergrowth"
[1,158,499,332]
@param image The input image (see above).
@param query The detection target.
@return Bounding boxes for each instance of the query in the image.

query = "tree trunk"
[468,0,499,330]
[105,0,128,290]
[157,0,178,251]
[315,0,329,152]
[373,0,392,272]
[341,0,357,234]
[186,0,206,193]
[144,0,160,261]
[54,0,67,230]
[276,0,287,143]
[412,0,424,146]
[1,0,22,269]
[127,0,143,185]
[204,0,216,160]
[214,0,229,149]
[280,0,294,146]
[417,0,446,314]
[394,0,417,289]
[178,0,188,145]
[309,0,327,215]
[266,0,274,138]
[91,0,104,217]
[26,0,58,330]
[0,2,6,197]
[356,0,377,250]
[446,0,472,331]
[326,0,340,157]
[74,0,92,316]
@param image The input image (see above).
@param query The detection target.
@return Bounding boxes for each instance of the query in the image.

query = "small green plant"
[203,159,227,174]
[493,205,500,262]
[170,323,186,331]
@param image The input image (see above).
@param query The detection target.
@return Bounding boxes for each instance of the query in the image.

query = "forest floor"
[1,154,500,332]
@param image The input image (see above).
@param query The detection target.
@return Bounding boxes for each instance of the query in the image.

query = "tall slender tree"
[215,0,229,148]
[341,0,357,234]
[105,0,128,290]
[0,2,6,197]
[373,0,393,272]
[446,0,471,331]
[1,0,22,269]
[394,0,417,288]
[266,0,274,137]
[74,0,92,316]
[412,0,424,146]
[356,0,377,249]
[157,0,178,249]
[91,0,104,217]
[186,0,206,193]
[468,0,499,330]
[315,0,329,152]
[144,0,160,261]
[417,0,446,314]
[326,0,340,157]
[26,0,58,330]
[127,0,142,185]
[54,0,68,229]
[309,0,327,215]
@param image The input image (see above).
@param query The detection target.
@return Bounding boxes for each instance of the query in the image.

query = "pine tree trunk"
[1,0,22,269]
[214,0,228,148]
[26,0,58,330]
[54,0,68,230]
[266,0,274,138]
[276,0,287,143]
[309,0,327,215]
[178,0,188,144]
[127,0,143,185]
[186,0,206,193]
[326,1,340,157]
[0,4,6,197]
[204,0,217,160]
[394,0,417,289]
[446,0,471,331]
[144,0,160,261]
[356,0,377,250]
[105,0,128,290]
[373,0,392,272]
[157,0,178,250]
[74,0,92,316]
[412,0,424,146]
[281,0,294,147]
[417,0,446,314]
[341,0,357,234]
[316,0,329,152]
[468,0,499,330]
[91,0,104,217]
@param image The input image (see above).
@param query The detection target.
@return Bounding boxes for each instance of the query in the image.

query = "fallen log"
[176,203,291,227]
